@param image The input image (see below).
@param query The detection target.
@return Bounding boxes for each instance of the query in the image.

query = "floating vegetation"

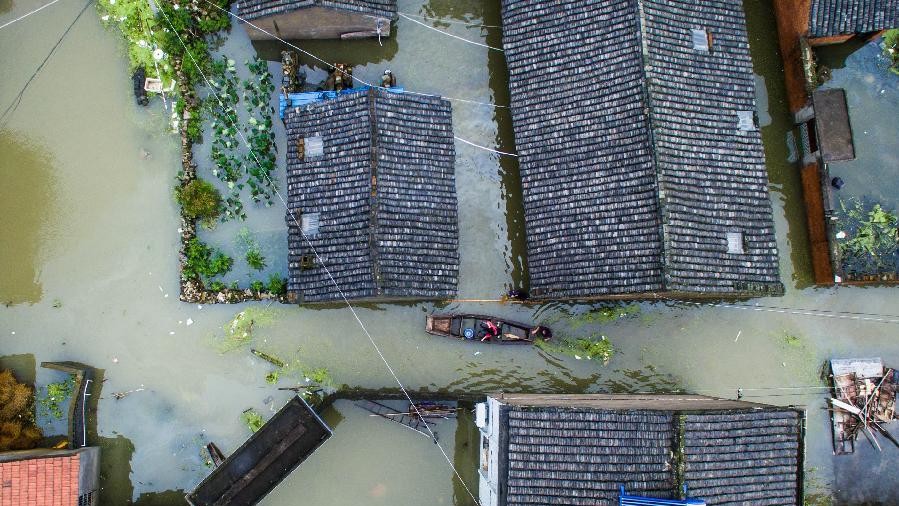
[536,334,615,365]
[38,375,75,420]
[216,307,277,352]
[241,408,264,433]
[543,304,640,331]
[836,198,899,275]
[207,56,246,221]
[884,29,899,75]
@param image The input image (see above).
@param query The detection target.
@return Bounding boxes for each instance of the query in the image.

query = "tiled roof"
[500,405,802,505]
[237,0,397,22]
[808,0,899,37]
[501,0,782,298]
[0,454,80,506]
[284,89,459,303]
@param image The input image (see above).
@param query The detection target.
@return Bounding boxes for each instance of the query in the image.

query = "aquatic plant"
[836,198,899,274]
[0,370,43,451]
[250,280,265,293]
[182,238,233,281]
[543,304,640,330]
[38,375,75,420]
[884,29,899,75]
[535,334,615,364]
[246,251,266,270]
[218,307,277,352]
[208,280,226,292]
[240,57,278,206]
[241,409,264,433]
[176,179,222,226]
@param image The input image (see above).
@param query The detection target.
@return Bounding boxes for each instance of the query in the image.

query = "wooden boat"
[829,358,898,454]
[425,314,541,344]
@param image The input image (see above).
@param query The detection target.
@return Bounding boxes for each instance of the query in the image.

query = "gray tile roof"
[237,0,397,22]
[284,89,459,303]
[500,405,802,505]
[501,0,782,298]
[808,0,899,37]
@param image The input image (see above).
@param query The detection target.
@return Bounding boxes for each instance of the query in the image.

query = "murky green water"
[3,0,899,504]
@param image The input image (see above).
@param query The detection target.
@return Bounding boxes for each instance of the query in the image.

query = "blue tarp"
[619,486,706,506]
[278,86,405,118]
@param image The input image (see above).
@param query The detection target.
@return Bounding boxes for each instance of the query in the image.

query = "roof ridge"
[634,0,670,292]
[366,88,382,297]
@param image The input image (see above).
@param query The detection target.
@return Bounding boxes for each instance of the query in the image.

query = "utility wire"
[0,0,63,30]
[661,297,899,326]
[204,0,509,110]
[398,12,503,51]
[150,3,481,503]
[0,0,93,128]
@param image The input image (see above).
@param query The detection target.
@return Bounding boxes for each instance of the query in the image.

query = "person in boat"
[480,320,501,341]
[381,69,396,88]
[530,325,552,340]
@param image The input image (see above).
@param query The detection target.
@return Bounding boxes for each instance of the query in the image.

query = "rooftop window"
[691,28,711,52]
[726,232,745,254]
[737,111,757,131]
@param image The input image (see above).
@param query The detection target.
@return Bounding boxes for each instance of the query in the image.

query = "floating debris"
[829,358,898,454]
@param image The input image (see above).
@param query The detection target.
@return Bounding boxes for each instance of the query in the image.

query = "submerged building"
[501,0,783,299]
[237,0,397,40]
[476,393,805,506]
[284,89,460,303]
[0,447,101,506]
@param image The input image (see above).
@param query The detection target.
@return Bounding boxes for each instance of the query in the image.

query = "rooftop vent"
[737,111,757,131]
[691,28,711,52]
[304,135,324,158]
[301,212,320,237]
[726,232,745,254]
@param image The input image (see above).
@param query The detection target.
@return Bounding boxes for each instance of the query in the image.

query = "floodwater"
[2,0,899,504]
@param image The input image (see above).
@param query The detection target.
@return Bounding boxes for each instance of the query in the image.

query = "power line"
[204,0,509,110]
[0,0,93,127]
[398,13,504,52]
[0,0,63,30]
[662,297,899,325]
[150,3,481,503]
[454,135,517,157]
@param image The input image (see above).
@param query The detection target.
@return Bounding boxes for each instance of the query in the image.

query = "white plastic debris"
[113,357,119,363]
[574,355,582,360]
[169,331,175,335]
[186,318,193,326]
[474,351,481,356]
[834,275,843,283]
[197,305,203,310]
[836,231,846,239]
[10,331,15,335]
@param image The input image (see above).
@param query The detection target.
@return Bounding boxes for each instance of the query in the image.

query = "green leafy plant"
[241,409,264,433]
[208,281,226,292]
[38,376,75,420]
[250,280,265,293]
[837,198,899,274]
[535,334,615,364]
[246,250,266,271]
[267,274,287,295]
[182,238,233,281]
[885,29,899,75]
[176,179,223,226]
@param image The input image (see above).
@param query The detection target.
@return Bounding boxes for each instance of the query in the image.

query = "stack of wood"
[830,358,898,454]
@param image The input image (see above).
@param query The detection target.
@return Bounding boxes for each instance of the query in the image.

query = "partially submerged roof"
[237,0,397,22]
[813,88,855,162]
[284,89,459,303]
[808,0,899,38]
[489,394,804,505]
[0,447,99,506]
[501,0,782,298]
[186,396,331,506]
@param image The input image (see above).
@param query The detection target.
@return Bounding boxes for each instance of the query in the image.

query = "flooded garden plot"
[2,0,899,504]
[817,38,899,281]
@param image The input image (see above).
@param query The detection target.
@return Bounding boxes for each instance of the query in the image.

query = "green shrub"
[208,281,226,292]
[177,179,222,224]
[250,280,265,293]
[246,250,266,270]
[183,238,233,280]
[885,29,899,74]
[267,274,287,295]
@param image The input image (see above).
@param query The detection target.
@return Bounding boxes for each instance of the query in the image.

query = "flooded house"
[475,393,805,505]
[0,447,101,505]
[236,0,397,40]
[501,0,783,300]
[284,89,459,303]
[773,1,899,285]
[187,396,331,506]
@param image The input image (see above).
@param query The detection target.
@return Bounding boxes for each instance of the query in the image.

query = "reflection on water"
[0,130,56,305]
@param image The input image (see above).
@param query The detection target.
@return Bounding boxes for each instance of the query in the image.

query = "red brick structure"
[0,448,99,506]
